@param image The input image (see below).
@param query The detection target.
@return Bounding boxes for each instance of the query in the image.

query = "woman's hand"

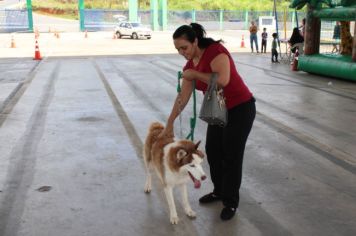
[182,69,197,81]
[157,123,174,139]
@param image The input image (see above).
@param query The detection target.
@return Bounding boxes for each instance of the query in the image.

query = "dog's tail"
[149,122,165,135]
[143,122,164,164]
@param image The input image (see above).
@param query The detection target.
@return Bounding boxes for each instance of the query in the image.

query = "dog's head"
[168,140,206,188]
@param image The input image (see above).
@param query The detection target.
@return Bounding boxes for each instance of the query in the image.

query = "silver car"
[115,22,152,39]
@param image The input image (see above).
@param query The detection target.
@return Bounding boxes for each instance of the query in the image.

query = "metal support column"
[219,10,223,30]
[353,23,356,61]
[150,0,158,31]
[129,0,138,22]
[159,0,167,30]
[244,10,249,30]
[78,0,84,31]
[192,10,196,23]
[26,0,33,32]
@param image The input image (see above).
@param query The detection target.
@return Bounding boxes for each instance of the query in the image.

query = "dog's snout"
[201,175,207,181]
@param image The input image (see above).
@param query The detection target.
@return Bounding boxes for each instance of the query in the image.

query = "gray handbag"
[199,73,227,126]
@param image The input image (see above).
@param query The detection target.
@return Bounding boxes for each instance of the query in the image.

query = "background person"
[159,23,256,221]
[249,21,259,53]
[271,33,279,63]
[299,18,306,38]
[288,27,304,53]
[332,21,341,53]
[261,27,268,53]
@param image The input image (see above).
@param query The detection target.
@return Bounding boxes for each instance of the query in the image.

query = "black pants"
[205,97,256,208]
[272,49,278,62]
[261,39,267,53]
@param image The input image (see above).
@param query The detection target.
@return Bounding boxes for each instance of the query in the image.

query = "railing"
[0,9,29,33]
[1,9,308,33]
[83,9,307,32]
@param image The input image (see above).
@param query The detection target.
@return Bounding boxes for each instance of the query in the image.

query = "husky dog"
[143,122,206,224]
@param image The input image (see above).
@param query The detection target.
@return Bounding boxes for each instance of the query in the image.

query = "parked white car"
[115,22,152,39]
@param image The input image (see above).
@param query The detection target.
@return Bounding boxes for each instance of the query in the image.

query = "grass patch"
[32,0,78,19]
[31,0,294,20]
[32,0,127,20]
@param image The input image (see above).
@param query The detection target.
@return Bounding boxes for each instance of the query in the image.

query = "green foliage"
[31,0,295,20]
[32,0,127,10]
[33,0,293,11]
[32,0,77,10]
[84,0,126,9]
[169,0,291,11]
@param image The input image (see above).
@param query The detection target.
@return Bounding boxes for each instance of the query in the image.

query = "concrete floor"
[0,51,356,236]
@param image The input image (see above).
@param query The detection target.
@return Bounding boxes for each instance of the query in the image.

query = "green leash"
[177,71,196,141]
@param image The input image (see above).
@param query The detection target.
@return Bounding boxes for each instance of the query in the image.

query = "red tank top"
[184,43,252,109]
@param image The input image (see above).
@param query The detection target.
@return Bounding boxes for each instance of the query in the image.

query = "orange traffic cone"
[34,27,39,39]
[291,49,299,71]
[54,31,60,39]
[10,35,16,48]
[34,40,42,60]
[240,34,245,48]
[85,30,88,38]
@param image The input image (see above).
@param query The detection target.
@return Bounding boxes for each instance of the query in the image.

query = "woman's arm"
[183,53,231,87]
[159,79,193,138]
[210,53,230,87]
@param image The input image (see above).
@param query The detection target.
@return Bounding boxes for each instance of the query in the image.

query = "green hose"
[177,71,197,141]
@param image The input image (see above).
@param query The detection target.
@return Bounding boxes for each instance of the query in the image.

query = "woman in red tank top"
[160,23,256,221]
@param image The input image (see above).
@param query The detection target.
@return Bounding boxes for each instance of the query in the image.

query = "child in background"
[271,33,279,63]
[261,28,268,53]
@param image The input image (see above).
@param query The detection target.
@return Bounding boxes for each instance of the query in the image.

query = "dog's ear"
[177,149,187,161]
[195,140,201,150]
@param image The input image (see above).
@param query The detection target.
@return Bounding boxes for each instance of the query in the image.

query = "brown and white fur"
[143,122,206,224]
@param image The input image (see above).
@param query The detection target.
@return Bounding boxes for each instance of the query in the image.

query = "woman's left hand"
[182,69,196,81]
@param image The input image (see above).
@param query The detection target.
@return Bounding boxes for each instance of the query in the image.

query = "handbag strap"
[210,73,218,84]
[207,73,218,96]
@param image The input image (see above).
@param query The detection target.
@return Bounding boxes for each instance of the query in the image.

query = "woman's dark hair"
[173,23,223,48]
[289,27,304,45]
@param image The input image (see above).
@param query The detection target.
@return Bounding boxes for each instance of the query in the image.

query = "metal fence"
[84,9,128,31]
[0,8,308,33]
[0,9,29,33]
[83,9,307,32]
[83,9,153,31]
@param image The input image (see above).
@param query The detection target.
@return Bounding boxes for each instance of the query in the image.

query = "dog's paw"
[144,187,151,193]
[170,215,179,225]
[144,183,151,193]
[185,209,196,218]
